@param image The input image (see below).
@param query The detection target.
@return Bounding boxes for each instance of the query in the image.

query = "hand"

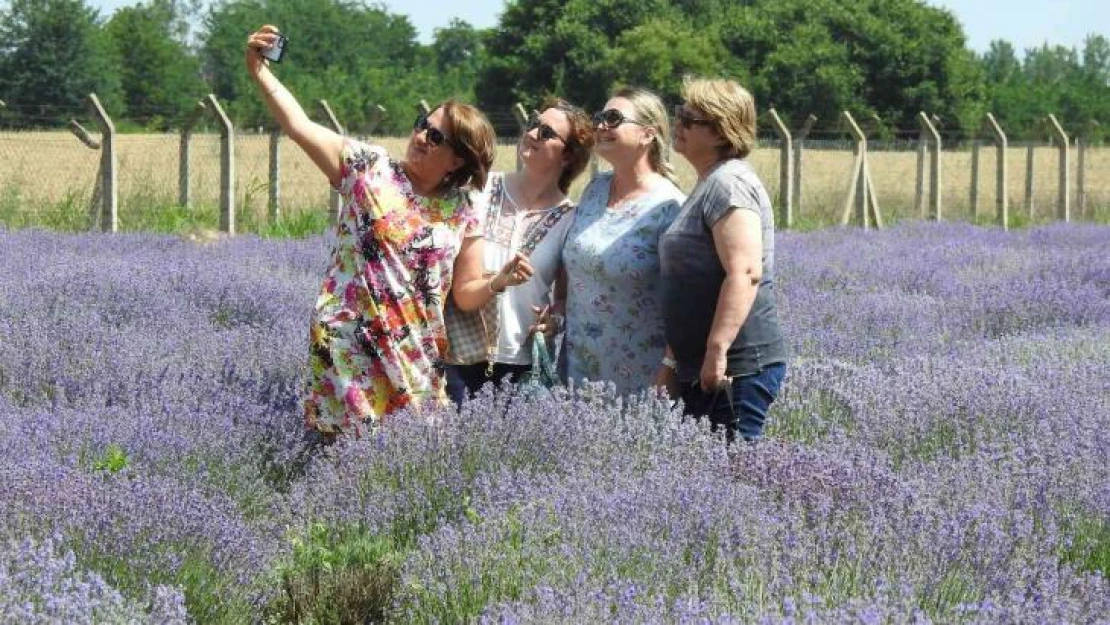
[491,253,534,292]
[528,304,562,339]
[652,365,679,399]
[698,351,728,393]
[245,25,282,77]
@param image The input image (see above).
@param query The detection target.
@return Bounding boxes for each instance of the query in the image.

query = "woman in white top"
[444,98,595,404]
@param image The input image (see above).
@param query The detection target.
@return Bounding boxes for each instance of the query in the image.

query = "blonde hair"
[681,77,757,159]
[437,100,496,193]
[612,87,679,185]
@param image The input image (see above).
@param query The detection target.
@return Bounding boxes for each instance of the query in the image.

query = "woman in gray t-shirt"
[659,77,788,442]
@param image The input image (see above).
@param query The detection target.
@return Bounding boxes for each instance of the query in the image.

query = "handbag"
[517,332,560,397]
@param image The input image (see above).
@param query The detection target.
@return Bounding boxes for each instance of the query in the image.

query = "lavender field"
[1,222,1107,623]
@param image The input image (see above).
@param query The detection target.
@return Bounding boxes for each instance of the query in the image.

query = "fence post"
[917,112,942,220]
[203,94,235,235]
[1024,135,1036,219]
[969,135,981,221]
[86,94,118,233]
[178,100,207,210]
[269,129,281,221]
[915,126,927,217]
[791,114,816,219]
[317,99,345,222]
[767,108,793,229]
[1077,120,1098,219]
[417,100,431,117]
[1045,114,1069,222]
[840,111,882,229]
[984,113,1009,230]
[512,102,528,172]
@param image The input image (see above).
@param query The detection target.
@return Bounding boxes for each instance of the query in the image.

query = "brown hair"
[437,100,496,193]
[612,87,679,185]
[681,77,757,159]
[538,96,595,194]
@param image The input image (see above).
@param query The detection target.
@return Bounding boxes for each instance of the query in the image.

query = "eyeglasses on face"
[413,114,454,149]
[591,108,648,130]
[525,113,566,144]
[674,105,713,129]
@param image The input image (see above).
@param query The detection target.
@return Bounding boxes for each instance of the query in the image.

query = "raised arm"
[246,25,345,186]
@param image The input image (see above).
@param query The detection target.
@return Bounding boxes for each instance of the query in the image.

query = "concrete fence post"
[512,102,528,172]
[268,129,281,221]
[317,99,345,222]
[203,94,235,235]
[178,100,207,210]
[1025,134,1036,219]
[791,114,816,219]
[969,135,981,220]
[1076,121,1098,219]
[766,108,793,229]
[417,100,431,117]
[840,111,882,229]
[87,94,117,233]
[917,112,942,221]
[1046,114,1070,222]
[985,113,1009,230]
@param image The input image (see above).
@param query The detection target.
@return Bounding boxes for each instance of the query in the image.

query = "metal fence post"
[767,108,793,229]
[985,113,1009,230]
[204,94,235,235]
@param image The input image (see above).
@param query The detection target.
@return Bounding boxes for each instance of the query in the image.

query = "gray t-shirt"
[659,159,787,381]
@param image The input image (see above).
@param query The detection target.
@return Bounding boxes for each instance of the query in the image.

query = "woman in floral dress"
[560,88,686,397]
[246,25,523,437]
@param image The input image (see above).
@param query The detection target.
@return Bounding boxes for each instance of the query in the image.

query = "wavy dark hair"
[536,97,596,194]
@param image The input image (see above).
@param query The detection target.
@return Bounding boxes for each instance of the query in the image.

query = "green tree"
[104,0,206,129]
[0,0,122,124]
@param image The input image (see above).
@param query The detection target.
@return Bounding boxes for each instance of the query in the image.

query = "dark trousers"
[680,363,786,442]
[446,362,531,406]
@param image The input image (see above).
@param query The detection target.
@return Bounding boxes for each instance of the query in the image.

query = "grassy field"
[2,131,1108,234]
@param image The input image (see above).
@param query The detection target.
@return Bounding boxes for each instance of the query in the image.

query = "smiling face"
[405,107,464,182]
[519,107,571,174]
[592,97,653,161]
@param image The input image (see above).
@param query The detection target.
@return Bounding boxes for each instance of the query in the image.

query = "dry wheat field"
[2,131,1107,229]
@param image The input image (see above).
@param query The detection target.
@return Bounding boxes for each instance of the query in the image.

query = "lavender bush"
[0,222,1106,623]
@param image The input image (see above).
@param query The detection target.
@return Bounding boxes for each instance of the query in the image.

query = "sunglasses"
[674,105,713,129]
[526,114,566,143]
[591,108,648,130]
[413,114,455,149]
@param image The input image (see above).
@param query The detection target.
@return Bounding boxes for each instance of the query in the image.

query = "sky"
[84,0,1108,53]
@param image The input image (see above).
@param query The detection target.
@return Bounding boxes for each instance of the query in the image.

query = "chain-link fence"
[1,105,1106,233]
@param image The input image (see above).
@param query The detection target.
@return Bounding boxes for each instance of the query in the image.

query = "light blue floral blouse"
[559,172,686,396]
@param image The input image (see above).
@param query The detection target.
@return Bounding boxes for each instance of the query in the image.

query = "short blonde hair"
[437,100,496,192]
[681,77,757,159]
[613,87,679,185]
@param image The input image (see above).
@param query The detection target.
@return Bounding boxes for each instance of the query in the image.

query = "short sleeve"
[334,140,386,196]
[701,171,760,230]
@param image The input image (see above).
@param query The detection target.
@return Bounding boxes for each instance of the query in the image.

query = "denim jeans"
[680,362,787,442]
[446,362,531,406]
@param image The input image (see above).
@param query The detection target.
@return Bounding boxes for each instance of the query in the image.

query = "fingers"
[246,25,281,49]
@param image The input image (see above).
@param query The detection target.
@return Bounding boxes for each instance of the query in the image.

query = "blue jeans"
[446,362,531,407]
[680,363,786,442]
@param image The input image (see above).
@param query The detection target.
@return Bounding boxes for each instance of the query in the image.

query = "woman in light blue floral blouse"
[559,87,686,397]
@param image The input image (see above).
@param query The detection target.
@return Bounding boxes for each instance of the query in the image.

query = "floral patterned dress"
[304,141,482,435]
[559,172,686,396]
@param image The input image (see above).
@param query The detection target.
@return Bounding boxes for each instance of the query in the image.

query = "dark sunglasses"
[525,114,566,144]
[674,105,713,129]
[591,108,648,130]
[413,114,455,149]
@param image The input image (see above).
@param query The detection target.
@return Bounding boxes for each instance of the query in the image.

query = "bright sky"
[85,0,1107,53]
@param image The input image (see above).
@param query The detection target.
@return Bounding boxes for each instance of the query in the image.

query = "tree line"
[1,0,1107,139]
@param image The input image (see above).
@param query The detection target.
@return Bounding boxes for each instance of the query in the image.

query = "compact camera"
[261,34,287,63]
